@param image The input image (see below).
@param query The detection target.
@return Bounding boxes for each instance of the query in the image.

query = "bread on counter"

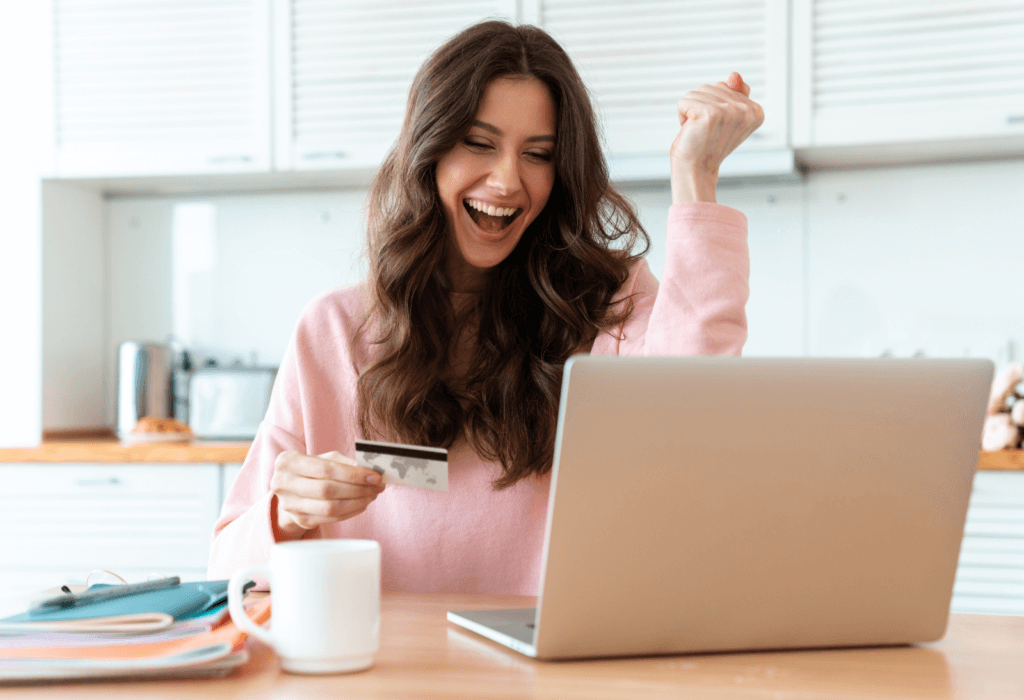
[126,416,194,442]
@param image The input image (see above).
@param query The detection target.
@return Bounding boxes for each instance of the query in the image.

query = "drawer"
[953,568,1024,597]
[952,471,1024,616]
[950,595,1024,616]
[0,463,219,571]
[970,471,1024,501]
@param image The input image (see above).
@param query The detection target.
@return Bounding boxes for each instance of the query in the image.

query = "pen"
[31,577,182,611]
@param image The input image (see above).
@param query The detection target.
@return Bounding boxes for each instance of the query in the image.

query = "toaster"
[182,366,277,440]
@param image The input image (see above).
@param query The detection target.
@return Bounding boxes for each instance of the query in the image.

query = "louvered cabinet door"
[534,0,790,176]
[0,464,220,597]
[53,0,272,177]
[792,0,1024,149]
[275,0,517,172]
[952,471,1024,616]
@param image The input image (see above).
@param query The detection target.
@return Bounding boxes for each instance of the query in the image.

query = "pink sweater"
[207,202,749,594]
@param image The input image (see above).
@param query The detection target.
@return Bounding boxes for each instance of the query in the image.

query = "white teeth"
[466,199,518,218]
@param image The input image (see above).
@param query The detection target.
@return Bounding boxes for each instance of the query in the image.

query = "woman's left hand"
[670,72,765,204]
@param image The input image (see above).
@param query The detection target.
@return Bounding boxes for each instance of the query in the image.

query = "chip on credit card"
[355,439,449,491]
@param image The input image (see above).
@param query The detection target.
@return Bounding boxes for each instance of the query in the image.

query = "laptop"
[447,356,993,659]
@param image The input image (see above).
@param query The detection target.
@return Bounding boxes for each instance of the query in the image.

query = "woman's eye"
[464,139,491,150]
[526,151,553,162]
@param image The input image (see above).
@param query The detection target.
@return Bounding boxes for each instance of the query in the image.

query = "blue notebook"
[1,580,249,623]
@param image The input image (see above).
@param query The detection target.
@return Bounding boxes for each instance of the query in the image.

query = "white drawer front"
[0,464,219,572]
[952,471,1024,616]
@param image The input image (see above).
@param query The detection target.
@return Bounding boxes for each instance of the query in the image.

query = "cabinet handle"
[207,155,253,164]
[76,477,121,486]
[302,151,346,160]
[1008,115,1024,125]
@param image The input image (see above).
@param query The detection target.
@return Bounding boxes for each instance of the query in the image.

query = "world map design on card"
[355,440,449,491]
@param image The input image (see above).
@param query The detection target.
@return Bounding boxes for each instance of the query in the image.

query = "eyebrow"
[472,120,555,143]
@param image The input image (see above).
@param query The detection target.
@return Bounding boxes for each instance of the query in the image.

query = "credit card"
[355,439,449,491]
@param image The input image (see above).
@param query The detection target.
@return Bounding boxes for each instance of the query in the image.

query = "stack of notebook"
[0,578,269,683]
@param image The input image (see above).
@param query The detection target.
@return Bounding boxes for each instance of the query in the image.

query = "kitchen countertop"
[0,435,1021,469]
[0,431,250,463]
[977,450,1024,471]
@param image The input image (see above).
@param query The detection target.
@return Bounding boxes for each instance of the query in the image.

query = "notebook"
[1,580,239,625]
[0,596,271,683]
[448,356,993,660]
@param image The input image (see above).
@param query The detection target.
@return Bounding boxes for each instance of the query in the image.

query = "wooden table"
[5,593,1024,699]
[0,434,251,463]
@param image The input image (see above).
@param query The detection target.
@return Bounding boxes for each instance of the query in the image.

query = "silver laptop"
[448,356,993,659]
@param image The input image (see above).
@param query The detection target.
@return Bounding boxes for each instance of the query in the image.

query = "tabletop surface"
[0,436,251,463]
[4,592,1024,699]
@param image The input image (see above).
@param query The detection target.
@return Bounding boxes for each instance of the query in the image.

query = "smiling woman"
[208,20,763,595]
[359,21,653,490]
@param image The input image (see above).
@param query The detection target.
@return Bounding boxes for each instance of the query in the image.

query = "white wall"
[805,160,1024,361]
[101,190,369,427]
[0,5,48,446]
[42,182,106,429]
[40,156,1024,430]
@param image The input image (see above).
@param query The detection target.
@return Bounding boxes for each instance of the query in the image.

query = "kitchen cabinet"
[51,0,272,177]
[791,0,1024,165]
[46,0,1024,183]
[951,470,1024,615]
[0,463,223,599]
[273,0,517,173]
[49,0,796,185]
[529,0,795,180]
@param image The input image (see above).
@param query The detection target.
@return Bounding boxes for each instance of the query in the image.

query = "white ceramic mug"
[228,539,381,674]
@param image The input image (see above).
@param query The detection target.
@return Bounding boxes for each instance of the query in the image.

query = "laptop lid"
[530,356,992,660]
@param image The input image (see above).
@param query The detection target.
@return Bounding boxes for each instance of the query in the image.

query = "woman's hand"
[271,451,386,540]
[670,72,765,204]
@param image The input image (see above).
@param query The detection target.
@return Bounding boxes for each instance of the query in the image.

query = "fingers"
[278,493,378,530]
[282,450,380,485]
[676,82,765,130]
[725,71,750,96]
[316,450,357,467]
[271,450,386,535]
[278,469,382,501]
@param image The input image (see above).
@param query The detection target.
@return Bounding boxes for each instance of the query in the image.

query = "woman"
[208,21,763,594]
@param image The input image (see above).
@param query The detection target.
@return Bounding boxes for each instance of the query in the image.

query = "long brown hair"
[358,20,649,488]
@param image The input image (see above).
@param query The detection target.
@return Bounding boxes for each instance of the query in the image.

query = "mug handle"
[228,565,274,646]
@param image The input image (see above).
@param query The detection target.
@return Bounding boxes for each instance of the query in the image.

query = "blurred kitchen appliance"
[117,341,173,438]
[183,366,277,440]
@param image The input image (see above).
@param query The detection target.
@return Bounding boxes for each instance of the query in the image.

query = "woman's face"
[436,75,557,291]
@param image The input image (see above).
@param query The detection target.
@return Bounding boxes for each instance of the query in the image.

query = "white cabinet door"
[53,0,272,177]
[533,0,792,180]
[952,470,1024,616]
[273,0,518,173]
[792,0,1024,157]
[0,464,220,598]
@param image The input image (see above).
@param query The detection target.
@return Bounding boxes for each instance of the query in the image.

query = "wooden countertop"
[0,432,250,463]
[0,435,1021,470]
[977,449,1024,471]
[3,593,1023,699]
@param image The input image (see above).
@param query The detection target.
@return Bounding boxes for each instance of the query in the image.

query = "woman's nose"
[486,151,521,195]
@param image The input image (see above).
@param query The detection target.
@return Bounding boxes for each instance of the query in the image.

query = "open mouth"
[464,199,522,234]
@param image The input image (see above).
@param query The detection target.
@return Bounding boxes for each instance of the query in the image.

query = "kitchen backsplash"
[41,157,1024,430]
